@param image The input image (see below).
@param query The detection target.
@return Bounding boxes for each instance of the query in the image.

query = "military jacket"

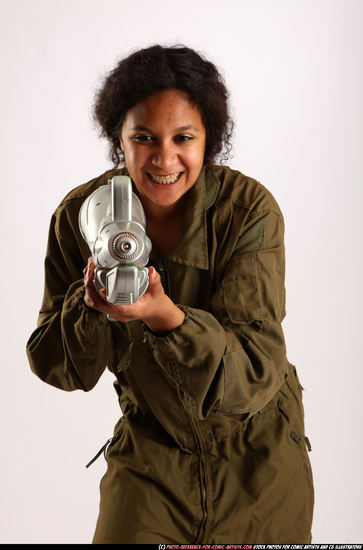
[26,166,314,543]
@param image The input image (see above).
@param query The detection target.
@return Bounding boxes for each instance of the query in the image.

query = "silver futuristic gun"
[79,175,152,305]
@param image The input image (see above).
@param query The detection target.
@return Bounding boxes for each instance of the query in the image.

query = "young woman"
[26,45,314,543]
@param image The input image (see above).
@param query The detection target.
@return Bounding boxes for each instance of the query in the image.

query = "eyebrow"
[131,124,199,133]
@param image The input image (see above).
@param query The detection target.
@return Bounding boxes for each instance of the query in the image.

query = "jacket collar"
[162,166,220,270]
[125,166,220,270]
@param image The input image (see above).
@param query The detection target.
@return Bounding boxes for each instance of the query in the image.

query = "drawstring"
[85,430,122,468]
[291,431,312,452]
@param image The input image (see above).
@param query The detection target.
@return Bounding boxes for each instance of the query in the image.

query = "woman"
[26,45,314,543]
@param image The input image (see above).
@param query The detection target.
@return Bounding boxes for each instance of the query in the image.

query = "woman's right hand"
[83,256,185,332]
[83,257,112,315]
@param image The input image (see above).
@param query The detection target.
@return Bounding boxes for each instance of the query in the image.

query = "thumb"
[148,266,161,284]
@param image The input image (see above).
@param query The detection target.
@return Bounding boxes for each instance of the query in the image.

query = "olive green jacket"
[27,165,288,446]
[26,166,314,543]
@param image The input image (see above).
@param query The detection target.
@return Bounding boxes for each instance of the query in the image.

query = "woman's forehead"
[123,90,203,131]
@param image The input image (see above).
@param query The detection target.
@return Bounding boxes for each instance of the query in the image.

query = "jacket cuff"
[142,304,190,346]
[143,304,227,368]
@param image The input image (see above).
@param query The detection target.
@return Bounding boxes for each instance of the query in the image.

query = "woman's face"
[120,89,206,214]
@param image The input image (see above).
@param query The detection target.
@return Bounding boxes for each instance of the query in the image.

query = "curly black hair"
[93,44,234,167]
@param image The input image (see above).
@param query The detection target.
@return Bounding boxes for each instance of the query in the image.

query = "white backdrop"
[1,0,362,544]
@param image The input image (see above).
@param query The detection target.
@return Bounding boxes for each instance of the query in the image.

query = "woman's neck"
[143,196,186,225]
[144,202,185,256]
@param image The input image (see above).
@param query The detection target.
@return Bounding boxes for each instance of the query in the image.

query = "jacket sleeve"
[144,208,288,420]
[26,201,116,391]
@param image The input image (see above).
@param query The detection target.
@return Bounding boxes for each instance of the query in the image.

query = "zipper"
[188,411,210,543]
[158,257,210,540]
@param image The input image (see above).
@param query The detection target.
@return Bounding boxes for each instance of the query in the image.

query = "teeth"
[149,172,181,184]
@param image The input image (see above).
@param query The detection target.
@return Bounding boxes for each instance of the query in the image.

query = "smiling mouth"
[147,172,183,185]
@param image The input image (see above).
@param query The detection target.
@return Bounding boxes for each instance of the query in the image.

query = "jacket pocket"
[217,350,275,420]
[221,253,263,323]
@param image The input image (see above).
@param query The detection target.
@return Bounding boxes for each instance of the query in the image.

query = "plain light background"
[1,0,362,544]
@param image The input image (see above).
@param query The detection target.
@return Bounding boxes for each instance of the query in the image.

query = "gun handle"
[93,266,149,305]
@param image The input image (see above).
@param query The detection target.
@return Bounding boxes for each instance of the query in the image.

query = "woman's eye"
[174,135,193,143]
[133,134,153,143]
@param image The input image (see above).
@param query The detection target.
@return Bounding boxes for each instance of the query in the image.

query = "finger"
[84,268,94,287]
[84,284,112,314]
[83,268,109,312]
[88,261,96,274]
[84,260,94,278]
[84,259,91,274]
[85,257,95,273]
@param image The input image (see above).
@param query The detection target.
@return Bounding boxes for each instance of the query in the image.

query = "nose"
[151,141,178,170]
